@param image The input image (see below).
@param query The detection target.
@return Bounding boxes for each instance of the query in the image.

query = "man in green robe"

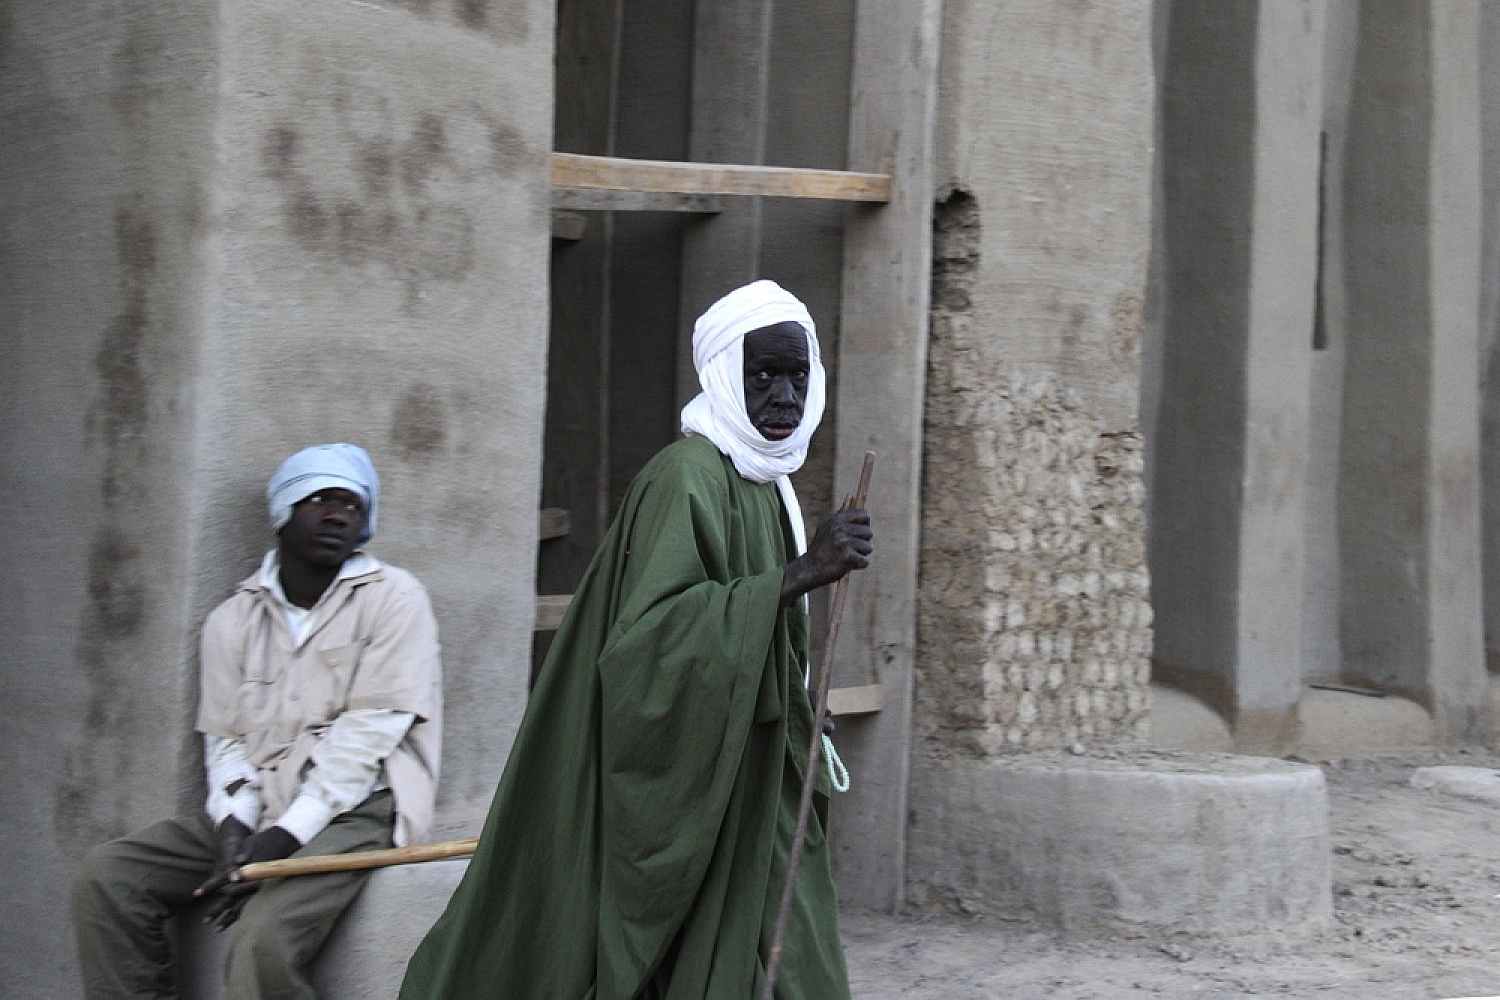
[401,280,872,999]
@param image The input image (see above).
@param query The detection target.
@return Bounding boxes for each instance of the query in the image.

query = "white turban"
[680,279,826,484]
[267,443,380,544]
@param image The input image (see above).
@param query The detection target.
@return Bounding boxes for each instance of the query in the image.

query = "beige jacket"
[196,557,442,846]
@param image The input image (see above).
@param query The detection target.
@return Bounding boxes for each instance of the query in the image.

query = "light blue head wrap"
[267,443,379,544]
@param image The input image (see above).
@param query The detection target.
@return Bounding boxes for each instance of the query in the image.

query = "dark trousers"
[71,791,393,1000]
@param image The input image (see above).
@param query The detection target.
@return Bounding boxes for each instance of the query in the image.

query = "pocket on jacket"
[312,642,364,717]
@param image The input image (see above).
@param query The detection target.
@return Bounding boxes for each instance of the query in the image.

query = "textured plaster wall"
[911,2,1154,914]
[1480,2,1500,674]
[0,6,219,991]
[1337,1,1485,734]
[1302,0,1359,686]
[0,2,553,992]
[204,0,554,811]
[1150,0,1324,745]
[917,0,1154,760]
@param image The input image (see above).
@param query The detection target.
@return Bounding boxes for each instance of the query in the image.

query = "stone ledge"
[1410,765,1500,804]
[907,749,1332,937]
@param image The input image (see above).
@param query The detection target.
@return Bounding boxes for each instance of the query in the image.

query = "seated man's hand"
[192,815,249,899]
[193,824,302,931]
[210,815,251,876]
[231,825,303,868]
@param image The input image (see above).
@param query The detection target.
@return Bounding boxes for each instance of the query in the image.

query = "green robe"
[401,434,849,999]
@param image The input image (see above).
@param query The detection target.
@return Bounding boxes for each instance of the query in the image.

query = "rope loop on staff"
[823,734,850,793]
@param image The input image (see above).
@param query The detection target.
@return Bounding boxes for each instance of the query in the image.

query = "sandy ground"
[840,749,1500,999]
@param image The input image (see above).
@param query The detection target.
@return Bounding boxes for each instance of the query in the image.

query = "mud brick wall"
[917,188,1152,754]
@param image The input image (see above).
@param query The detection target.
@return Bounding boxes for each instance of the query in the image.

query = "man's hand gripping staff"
[781,490,874,605]
[193,820,302,931]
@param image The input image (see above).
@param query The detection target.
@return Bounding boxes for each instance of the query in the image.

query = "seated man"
[72,443,442,1000]
[401,280,872,999]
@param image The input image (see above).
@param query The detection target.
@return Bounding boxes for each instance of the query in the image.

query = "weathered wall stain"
[493,1,530,41]
[92,207,154,499]
[390,382,449,460]
[400,113,450,191]
[0,6,12,68]
[388,0,438,17]
[484,117,526,173]
[370,0,526,39]
[258,97,516,293]
[86,528,147,642]
[456,0,529,41]
[1111,292,1143,371]
[410,203,477,280]
[263,125,335,252]
[262,123,300,180]
[62,203,161,852]
[456,0,487,32]
[94,313,147,500]
[287,190,330,247]
[359,141,395,196]
[109,16,163,126]
[334,201,399,267]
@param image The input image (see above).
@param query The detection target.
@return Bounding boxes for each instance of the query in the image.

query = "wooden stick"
[761,452,875,1000]
[233,837,478,883]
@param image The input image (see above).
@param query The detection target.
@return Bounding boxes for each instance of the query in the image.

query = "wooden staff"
[233,836,479,883]
[761,451,875,1000]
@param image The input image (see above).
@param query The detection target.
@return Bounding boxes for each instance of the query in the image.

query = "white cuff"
[273,793,337,846]
[223,788,263,830]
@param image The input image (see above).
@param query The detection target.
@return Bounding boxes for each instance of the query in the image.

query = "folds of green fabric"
[401,435,849,1000]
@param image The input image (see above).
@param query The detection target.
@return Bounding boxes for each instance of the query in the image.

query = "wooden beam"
[551,152,891,203]
[550,212,588,241]
[534,594,572,632]
[828,684,884,717]
[551,188,728,213]
[538,507,572,541]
